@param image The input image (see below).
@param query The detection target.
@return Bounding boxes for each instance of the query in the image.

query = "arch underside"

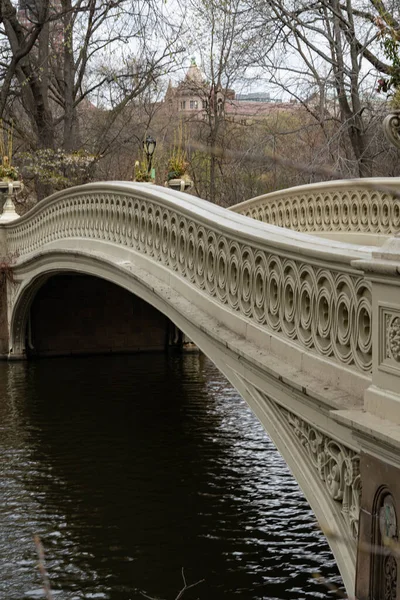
[9,245,360,594]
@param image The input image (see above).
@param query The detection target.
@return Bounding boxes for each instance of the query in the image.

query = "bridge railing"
[3,182,374,388]
[5,181,400,599]
[230,177,400,424]
[230,178,400,236]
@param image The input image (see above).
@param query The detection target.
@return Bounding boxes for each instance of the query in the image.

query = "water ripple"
[0,354,342,599]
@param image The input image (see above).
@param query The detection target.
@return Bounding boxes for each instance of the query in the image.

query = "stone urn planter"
[383,110,400,150]
[0,180,23,222]
[166,177,193,193]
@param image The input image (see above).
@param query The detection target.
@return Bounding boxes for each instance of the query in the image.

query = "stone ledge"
[331,408,400,467]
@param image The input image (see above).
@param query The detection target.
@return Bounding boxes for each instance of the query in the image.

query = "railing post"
[0,181,22,223]
[383,110,400,150]
[354,235,400,423]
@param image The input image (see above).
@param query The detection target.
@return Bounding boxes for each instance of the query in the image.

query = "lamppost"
[143,135,156,176]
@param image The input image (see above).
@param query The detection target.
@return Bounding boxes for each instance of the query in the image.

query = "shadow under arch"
[9,249,357,594]
[26,273,172,358]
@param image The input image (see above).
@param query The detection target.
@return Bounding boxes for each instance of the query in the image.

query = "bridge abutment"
[356,452,400,600]
[348,236,400,598]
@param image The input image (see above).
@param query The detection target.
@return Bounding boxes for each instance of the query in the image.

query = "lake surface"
[0,353,341,599]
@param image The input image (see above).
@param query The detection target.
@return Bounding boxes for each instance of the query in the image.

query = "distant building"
[164,59,235,118]
[164,61,297,124]
[236,92,277,103]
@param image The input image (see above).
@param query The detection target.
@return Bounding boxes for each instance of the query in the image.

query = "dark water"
[0,353,341,600]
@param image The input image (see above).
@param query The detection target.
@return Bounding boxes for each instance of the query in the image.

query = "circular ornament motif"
[379,496,397,540]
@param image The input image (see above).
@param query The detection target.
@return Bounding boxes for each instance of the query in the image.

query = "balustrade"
[5,183,373,376]
[231,178,400,237]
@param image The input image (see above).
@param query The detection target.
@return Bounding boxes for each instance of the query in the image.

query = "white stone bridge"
[1,179,400,599]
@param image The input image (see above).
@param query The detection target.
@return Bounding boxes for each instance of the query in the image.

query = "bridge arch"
[23,272,172,357]
[9,245,359,592]
[9,251,207,360]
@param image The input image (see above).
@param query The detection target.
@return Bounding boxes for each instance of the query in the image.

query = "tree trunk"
[62,0,79,151]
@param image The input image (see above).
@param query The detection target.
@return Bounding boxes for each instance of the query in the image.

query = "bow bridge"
[1,179,400,599]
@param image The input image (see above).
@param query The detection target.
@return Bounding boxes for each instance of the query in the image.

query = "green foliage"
[134,159,152,182]
[167,125,188,181]
[0,121,19,181]
[390,88,400,109]
[0,158,19,181]
[167,154,188,180]
[375,17,400,104]
[19,148,96,188]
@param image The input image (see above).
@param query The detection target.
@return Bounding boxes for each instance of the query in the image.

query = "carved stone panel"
[383,554,397,600]
[388,318,400,363]
[379,305,400,376]
[280,406,361,539]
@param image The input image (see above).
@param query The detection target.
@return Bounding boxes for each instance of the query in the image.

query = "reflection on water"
[0,354,341,599]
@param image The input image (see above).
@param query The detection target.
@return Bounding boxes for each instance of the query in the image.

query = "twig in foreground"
[33,535,54,600]
[140,567,205,600]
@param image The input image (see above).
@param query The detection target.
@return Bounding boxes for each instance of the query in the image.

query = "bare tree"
[0,0,185,154]
[179,0,257,202]
[249,0,400,177]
